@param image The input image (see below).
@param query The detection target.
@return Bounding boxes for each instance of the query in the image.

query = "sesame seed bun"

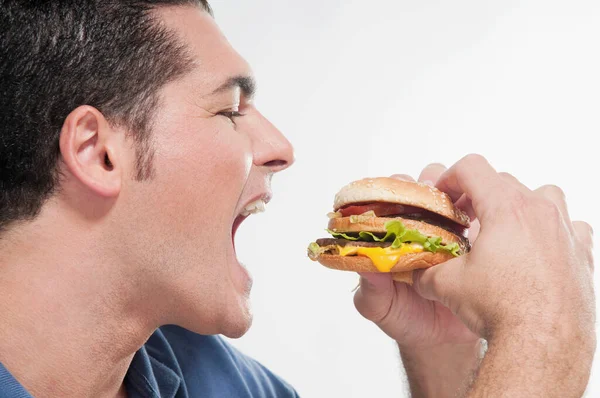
[333,177,470,227]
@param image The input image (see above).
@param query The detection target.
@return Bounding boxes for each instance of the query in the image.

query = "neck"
[0,212,159,398]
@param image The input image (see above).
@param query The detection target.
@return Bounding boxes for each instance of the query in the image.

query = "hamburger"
[307,177,471,284]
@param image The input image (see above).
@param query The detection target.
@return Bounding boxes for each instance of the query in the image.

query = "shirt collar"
[126,344,182,398]
[0,363,33,398]
[0,341,182,398]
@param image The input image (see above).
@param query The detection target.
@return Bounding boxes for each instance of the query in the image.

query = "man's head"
[0,1,294,337]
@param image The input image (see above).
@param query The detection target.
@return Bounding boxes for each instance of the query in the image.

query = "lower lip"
[231,215,253,292]
[235,260,252,296]
[231,215,248,238]
[232,215,248,248]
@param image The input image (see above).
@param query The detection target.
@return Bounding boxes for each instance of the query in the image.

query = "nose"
[250,111,295,173]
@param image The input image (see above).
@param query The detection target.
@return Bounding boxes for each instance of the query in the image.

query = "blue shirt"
[0,325,299,397]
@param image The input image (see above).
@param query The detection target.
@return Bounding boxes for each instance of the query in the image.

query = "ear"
[59,106,122,198]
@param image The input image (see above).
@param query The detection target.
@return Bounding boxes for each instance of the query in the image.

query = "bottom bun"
[317,251,454,284]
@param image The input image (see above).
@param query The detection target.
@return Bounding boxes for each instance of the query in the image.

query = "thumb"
[353,272,395,324]
[413,258,485,336]
[413,257,466,314]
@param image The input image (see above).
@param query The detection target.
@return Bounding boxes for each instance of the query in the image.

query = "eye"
[217,110,244,123]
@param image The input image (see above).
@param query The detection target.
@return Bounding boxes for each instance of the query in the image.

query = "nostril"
[264,159,287,169]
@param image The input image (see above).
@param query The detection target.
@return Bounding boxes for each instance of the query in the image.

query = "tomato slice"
[338,202,468,235]
[338,203,420,217]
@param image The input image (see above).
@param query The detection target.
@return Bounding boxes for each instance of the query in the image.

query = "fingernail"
[423,180,434,186]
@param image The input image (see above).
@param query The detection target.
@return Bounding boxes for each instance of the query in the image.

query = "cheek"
[154,123,252,237]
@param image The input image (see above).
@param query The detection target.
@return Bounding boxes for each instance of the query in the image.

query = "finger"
[390,174,416,182]
[413,259,460,305]
[499,172,530,194]
[573,220,594,249]
[412,258,468,316]
[466,219,481,244]
[453,195,479,242]
[435,154,507,223]
[454,173,528,226]
[534,185,569,220]
[418,163,447,185]
[412,258,484,334]
[454,194,476,222]
[353,273,396,324]
[574,221,594,272]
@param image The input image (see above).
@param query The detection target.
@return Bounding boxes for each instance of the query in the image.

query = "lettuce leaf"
[308,242,328,260]
[357,231,385,242]
[445,242,461,256]
[326,229,360,241]
[326,220,462,256]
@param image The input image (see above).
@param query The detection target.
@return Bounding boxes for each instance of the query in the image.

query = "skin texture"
[354,155,595,397]
[0,6,293,398]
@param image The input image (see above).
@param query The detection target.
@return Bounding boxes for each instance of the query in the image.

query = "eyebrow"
[210,75,256,99]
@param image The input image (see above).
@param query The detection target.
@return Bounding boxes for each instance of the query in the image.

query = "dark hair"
[0,0,212,231]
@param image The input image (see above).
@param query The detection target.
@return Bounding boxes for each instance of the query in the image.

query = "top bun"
[333,177,470,227]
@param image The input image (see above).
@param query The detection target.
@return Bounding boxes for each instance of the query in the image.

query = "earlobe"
[59,106,122,198]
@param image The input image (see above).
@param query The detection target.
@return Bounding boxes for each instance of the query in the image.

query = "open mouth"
[232,198,268,245]
[232,214,248,241]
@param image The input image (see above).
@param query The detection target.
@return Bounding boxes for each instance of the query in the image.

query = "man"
[0,1,594,398]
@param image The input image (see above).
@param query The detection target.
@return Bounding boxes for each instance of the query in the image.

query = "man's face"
[115,7,293,337]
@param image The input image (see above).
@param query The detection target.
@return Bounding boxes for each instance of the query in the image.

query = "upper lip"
[232,193,272,238]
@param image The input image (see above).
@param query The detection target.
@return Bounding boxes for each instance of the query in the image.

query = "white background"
[211,1,600,397]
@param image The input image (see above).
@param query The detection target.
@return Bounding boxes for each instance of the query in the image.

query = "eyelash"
[218,110,244,123]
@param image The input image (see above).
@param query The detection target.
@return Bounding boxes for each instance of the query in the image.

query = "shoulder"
[145,325,299,398]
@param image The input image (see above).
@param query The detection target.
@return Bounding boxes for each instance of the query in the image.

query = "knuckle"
[586,250,594,271]
[461,153,488,169]
[503,189,529,213]
[425,162,446,170]
[577,221,594,237]
[539,184,566,200]
[353,292,390,324]
[530,198,563,228]
[390,174,415,182]
[499,172,521,186]
[523,193,559,215]
[428,269,450,305]
[502,190,563,227]
[536,197,562,220]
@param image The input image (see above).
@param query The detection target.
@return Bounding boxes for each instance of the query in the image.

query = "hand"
[412,154,595,395]
[414,155,595,341]
[353,163,480,348]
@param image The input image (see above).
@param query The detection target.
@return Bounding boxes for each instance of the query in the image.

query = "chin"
[220,314,253,339]
[175,288,253,339]
[221,287,254,338]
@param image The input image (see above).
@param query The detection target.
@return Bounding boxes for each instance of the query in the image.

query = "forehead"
[155,5,251,92]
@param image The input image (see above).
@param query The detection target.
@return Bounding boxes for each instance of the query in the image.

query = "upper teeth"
[241,200,266,217]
